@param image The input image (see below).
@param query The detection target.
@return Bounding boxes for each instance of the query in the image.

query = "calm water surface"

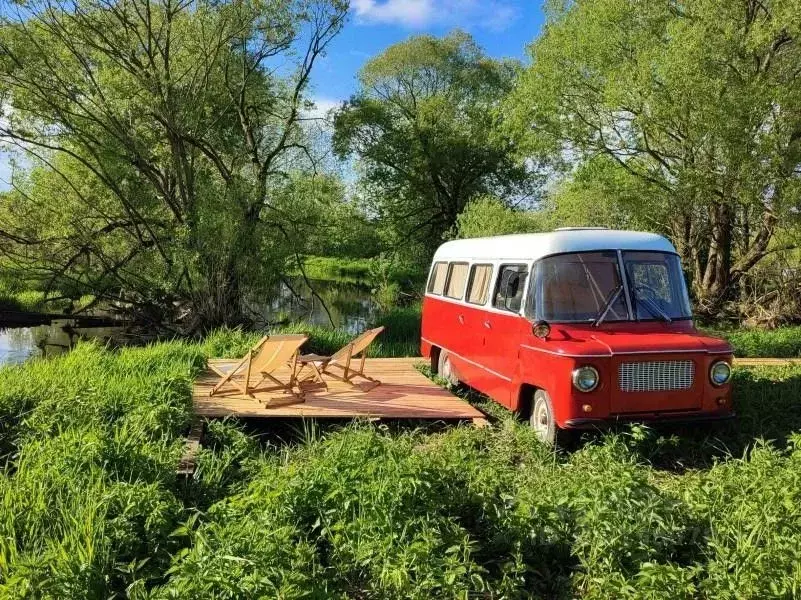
[0,279,377,366]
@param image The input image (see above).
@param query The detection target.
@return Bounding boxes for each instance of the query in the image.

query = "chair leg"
[322,355,381,391]
[210,356,250,396]
[306,362,328,390]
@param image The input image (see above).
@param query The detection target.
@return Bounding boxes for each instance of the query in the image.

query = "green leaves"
[508,0,801,314]
[0,0,349,328]
[333,31,533,259]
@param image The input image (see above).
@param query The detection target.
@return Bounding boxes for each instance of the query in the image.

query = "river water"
[0,279,377,367]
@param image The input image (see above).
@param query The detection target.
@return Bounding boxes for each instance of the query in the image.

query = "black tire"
[437,350,459,386]
[529,389,574,447]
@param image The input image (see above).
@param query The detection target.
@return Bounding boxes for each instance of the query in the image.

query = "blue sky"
[308,0,545,114]
[0,1,546,188]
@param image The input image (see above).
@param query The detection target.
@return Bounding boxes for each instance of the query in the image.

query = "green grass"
[703,325,801,358]
[0,287,95,314]
[290,256,423,286]
[0,333,800,598]
[204,304,422,359]
[293,256,374,284]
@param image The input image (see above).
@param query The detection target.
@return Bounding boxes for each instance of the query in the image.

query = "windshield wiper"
[592,285,624,327]
[635,294,672,323]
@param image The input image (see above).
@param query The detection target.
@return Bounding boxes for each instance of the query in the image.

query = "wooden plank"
[177,417,204,476]
[472,417,490,428]
[733,357,801,367]
[193,357,484,420]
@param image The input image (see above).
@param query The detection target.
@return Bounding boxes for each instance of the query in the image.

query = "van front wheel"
[530,389,562,445]
[438,351,459,387]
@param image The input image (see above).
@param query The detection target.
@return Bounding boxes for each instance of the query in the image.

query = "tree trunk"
[189,259,246,332]
[695,202,734,316]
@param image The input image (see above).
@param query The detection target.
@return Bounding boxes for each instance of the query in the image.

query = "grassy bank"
[0,287,94,314]
[291,256,423,286]
[0,332,800,598]
[206,305,422,358]
[706,324,801,358]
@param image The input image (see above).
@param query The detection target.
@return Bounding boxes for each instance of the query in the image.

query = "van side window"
[466,264,493,305]
[493,264,528,313]
[444,262,469,299]
[427,262,448,295]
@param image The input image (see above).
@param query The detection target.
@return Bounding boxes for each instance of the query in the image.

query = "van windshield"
[528,251,692,323]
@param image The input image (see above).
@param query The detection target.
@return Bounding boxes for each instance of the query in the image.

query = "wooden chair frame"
[299,327,384,392]
[209,335,307,403]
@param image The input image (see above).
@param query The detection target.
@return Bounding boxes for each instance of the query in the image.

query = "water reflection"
[0,327,41,365]
[247,279,376,335]
[0,279,378,366]
[0,321,127,365]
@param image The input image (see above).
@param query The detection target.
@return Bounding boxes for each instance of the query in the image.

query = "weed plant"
[705,325,801,358]
[0,332,799,598]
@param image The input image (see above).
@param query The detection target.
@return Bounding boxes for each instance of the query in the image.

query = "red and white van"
[421,229,734,443]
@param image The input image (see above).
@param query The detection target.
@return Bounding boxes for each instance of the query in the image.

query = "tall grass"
[0,285,95,314]
[0,341,204,597]
[704,324,801,358]
[161,418,801,599]
[0,337,800,598]
[203,304,422,358]
[291,256,423,286]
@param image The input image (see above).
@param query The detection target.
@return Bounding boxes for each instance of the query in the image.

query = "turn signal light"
[582,404,593,413]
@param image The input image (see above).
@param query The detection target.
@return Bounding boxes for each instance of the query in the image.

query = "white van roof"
[432,229,676,262]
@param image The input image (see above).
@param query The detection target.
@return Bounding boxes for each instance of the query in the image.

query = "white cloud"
[483,4,519,33]
[352,0,434,28]
[351,0,520,31]
[303,96,343,121]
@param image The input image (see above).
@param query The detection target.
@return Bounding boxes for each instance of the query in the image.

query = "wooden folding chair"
[298,326,385,392]
[208,334,308,403]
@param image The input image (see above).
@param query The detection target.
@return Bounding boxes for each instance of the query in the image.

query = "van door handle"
[484,320,491,329]
[457,314,465,325]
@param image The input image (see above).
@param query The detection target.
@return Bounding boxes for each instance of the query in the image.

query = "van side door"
[481,264,529,407]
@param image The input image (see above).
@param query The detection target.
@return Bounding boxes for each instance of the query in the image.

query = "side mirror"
[532,320,550,339]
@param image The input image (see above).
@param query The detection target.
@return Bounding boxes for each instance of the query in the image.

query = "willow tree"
[0,0,347,328]
[507,0,801,315]
[333,31,534,259]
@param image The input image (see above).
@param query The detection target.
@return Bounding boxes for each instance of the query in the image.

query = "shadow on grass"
[589,366,801,471]
[230,416,472,451]
[419,361,801,471]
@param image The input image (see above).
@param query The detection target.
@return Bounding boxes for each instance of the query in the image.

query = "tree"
[507,0,801,315]
[453,195,542,239]
[275,172,381,258]
[0,0,347,329]
[333,31,534,259]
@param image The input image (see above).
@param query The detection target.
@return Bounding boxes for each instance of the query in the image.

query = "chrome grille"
[619,360,694,392]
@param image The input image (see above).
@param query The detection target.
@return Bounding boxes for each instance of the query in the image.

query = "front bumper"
[564,411,736,430]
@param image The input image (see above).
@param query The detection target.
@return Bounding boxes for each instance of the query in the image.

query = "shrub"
[713,325,801,358]
[1,339,800,598]
[0,341,203,597]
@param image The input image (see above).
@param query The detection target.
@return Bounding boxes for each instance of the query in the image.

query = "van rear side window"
[427,262,448,295]
[444,262,469,299]
[466,264,493,305]
[493,264,528,312]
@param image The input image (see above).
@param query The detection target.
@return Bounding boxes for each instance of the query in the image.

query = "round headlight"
[572,366,599,392]
[710,361,731,386]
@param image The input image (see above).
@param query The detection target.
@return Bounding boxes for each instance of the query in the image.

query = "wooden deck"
[193,357,485,421]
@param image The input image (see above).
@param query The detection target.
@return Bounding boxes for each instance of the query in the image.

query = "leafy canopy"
[507,0,801,312]
[333,31,534,258]
[0,0,348,328]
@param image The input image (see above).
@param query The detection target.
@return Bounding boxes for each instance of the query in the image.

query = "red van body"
[420,230,733,436]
